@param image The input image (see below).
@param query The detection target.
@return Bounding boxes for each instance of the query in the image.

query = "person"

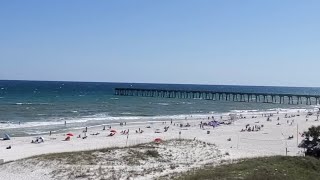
[103,126,106,131]
[49,131,52,136]
[64,121,67,126]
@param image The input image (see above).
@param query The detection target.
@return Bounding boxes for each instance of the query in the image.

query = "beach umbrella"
[3,133,10,140]
[66,133,74,136]
[110,130,117,133]
[154,138,162,143]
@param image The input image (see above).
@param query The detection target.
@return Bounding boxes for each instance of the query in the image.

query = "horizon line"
[1,79,320,89]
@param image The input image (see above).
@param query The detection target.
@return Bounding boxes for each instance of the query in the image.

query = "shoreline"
[1,108,320,179]
[1,108,319,162]
[1,106,317,137]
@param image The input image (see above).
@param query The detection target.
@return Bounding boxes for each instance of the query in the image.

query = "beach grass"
[33,139,193,164]
[175,156,320,180]
[14,139,220,179]
[35,142,162,165]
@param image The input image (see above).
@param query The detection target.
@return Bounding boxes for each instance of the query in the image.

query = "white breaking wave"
[157,103,169,106]
[14,102,52,105]
[0,107,314,130]
[120,112,133,115]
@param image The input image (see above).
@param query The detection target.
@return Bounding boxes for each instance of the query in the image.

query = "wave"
[0,113,199,130]
[148,102,170,106]
[120,112,133,115]
[179,102,193,105]
[157,103,169,106]
[0,107,315,131]
[14,102,53,105]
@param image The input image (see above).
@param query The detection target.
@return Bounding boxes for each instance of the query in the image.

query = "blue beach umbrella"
[3,133,10,140]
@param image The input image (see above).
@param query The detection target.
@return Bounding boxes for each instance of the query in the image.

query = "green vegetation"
[176,156,320,180]
[146,149,160,158]
[304,125,320,142]
[33,142,162,165]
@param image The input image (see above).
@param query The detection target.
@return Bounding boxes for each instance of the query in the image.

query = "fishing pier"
[114,88,320,105]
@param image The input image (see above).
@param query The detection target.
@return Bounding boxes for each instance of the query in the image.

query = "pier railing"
[114,88,320,105]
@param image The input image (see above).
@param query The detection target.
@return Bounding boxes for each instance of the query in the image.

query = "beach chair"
[108,132,115,137]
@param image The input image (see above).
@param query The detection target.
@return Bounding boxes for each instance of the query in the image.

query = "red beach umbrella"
[66,133,74,136]
[154,138,162,143]
[110,130,117,133]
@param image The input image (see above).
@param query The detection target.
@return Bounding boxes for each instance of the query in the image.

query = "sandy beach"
[1,108,319,179]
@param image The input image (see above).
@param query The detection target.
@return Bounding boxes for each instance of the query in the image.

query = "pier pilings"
[114,88,319,105]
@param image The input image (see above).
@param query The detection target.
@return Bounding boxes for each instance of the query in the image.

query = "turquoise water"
[0,80,319,136]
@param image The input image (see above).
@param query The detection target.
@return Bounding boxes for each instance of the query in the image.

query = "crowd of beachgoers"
[1,108,320,179]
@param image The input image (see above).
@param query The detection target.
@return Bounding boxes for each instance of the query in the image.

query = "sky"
[0,1,320,87]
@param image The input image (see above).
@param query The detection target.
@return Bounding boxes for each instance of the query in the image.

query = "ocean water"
[0,80,320,136]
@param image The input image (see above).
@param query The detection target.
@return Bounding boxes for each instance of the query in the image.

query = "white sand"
[0,108,319,179]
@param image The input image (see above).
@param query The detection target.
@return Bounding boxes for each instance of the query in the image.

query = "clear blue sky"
[1,1,319,87]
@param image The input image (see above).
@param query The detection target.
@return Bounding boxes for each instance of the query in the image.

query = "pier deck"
[114,88,320,105]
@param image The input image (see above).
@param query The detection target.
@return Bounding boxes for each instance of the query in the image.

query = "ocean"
[0,80,319,137]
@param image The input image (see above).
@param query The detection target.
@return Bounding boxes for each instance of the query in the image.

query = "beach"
[1,108,319,179]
